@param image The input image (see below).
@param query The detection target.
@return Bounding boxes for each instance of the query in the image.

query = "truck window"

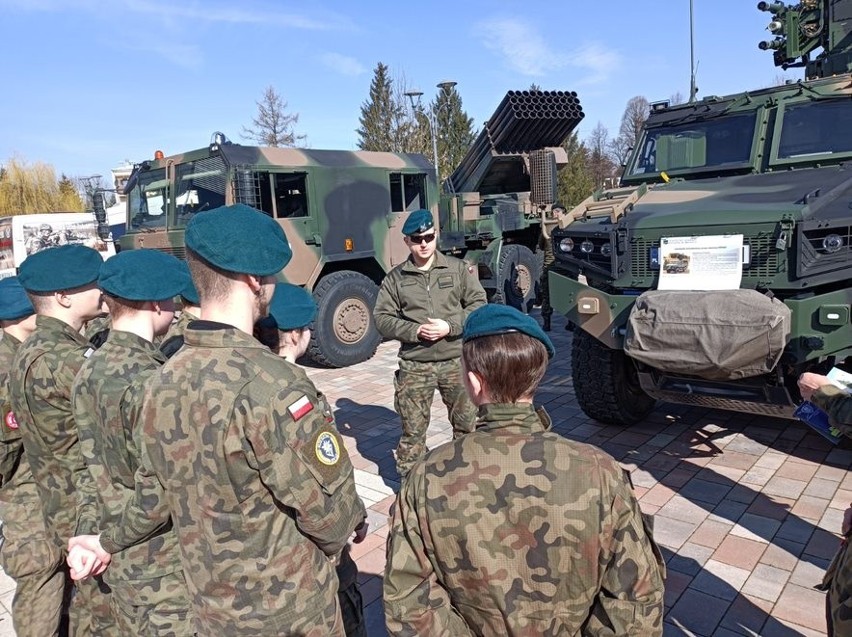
[274,173,308,218]
[389,173,427,212]
[173,157,227,228]
[777,99,852,159]
[128,168,168,230]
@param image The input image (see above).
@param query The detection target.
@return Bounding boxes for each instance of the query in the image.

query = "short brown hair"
[462,332,548,403]
[102,294,146,320]
[186,248,238,303]
[25,291,53,314]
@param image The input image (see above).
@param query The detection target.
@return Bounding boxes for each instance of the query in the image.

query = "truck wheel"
[497,244,540,313]
[571,330,656,425]
[308,271,381,368]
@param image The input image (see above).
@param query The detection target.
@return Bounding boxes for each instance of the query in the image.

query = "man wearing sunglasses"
[374,209,487,479]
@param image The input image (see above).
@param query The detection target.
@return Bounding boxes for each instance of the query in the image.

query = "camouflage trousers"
[538,236,555,318]
[337,547,366,637]
[824,538,851,636]
[110,573,195,636]
[70,573,120,636]
[393,358,476,477]
[0,538,65,637]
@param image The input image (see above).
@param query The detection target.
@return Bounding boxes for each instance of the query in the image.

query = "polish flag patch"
[287,395,314,421]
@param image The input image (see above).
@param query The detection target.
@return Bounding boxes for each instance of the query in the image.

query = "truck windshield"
[128,168,168,230]
[172,157,227,228]
[777,99,852,160]
[626,112,757,177]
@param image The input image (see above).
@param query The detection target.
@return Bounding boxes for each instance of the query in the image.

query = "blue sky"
[0,0,798,180]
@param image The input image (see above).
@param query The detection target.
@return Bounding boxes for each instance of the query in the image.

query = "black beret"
[463,304,555,358]
[18,245,102,293]
[0,277,35,320]
[185,204,292,276]
[99,250,187,301]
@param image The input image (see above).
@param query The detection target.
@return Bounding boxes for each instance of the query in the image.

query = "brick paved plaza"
[0,311,846,636]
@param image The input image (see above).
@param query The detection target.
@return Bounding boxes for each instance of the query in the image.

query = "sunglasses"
[408,233,436,244]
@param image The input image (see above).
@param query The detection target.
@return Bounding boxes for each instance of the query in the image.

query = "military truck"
[549,0,852,426]
[119,90,584,367]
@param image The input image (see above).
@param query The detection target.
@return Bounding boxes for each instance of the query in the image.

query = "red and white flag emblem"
[287,395,313,421]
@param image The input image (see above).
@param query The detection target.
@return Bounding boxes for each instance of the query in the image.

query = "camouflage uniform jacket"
[72,329,184,585]
[9,315,99,549]
[101,322,366,634]
[812,385,852,437]
[384,403,666,637]
[0,333,58,575]
[374,252,486,362]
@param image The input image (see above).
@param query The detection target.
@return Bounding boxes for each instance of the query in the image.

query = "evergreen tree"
[357,63,402,151]
[557,132,594,208]
[242,86,304,147]
[432,85,475,188]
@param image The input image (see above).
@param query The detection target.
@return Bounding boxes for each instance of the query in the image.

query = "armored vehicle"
[549,0,852,425]
[119,91,584,367]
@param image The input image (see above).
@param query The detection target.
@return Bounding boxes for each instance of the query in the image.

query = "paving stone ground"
[0,311,847,636]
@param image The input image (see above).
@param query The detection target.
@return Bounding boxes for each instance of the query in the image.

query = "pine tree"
[557,132,594,208]
[357,63,402,151]
[432,85,475,188]
[242,86,304,147]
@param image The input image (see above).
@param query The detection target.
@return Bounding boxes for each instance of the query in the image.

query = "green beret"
[463,304,555,358]
[177,262,200,305]
[267,282,317,330]
[401,209,434,236]
[18,245,102,293]
[185,204,292,276]
[0,277,35,320]
[99,250,186,301]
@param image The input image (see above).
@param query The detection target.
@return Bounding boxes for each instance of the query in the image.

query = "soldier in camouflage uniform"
[72,205,366,635]
[537,202,566,332]
[384,304,666,635]
[0,277,66,637]
[261,282,369,637]
[10,245,119,636]
[159,262,201,359]
[799,372,852,636]
[373,209,487,478]
[71,249,194,635]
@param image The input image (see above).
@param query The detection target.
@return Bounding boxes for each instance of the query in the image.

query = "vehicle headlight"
[822,233,844,253]
[580,240,594,254]
[559,237,574,252]
[600,242,613,257]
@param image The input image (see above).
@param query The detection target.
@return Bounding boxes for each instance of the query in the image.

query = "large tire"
[308,271,382,368]
[497,244,540,314]
[571,330,656,426]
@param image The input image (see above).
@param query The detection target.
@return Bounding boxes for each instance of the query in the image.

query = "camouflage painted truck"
[119,90,584,367]
[549,0,852,425]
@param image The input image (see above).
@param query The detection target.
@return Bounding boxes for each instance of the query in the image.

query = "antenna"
[689,0,699,102]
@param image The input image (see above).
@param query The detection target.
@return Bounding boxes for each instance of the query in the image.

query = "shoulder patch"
[287,395,314,421]
[315,431,340,465]
[4,409,18,430]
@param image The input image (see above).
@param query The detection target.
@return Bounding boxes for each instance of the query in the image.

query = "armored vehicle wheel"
[571,330,655,426]
[497,244,540,313]
[308,271,382,368]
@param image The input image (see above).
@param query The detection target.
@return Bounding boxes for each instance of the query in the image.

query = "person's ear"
[466,369,483,400]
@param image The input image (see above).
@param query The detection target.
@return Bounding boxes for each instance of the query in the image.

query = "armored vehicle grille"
[799,225,851,276]
[630,235,780,281]
[643,388,796,419]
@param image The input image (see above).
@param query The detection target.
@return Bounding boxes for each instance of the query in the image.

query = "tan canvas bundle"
[624,289,791,380]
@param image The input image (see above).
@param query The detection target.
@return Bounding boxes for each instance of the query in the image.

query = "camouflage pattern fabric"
[159,310,197,359]
[101,323,366,634]
[0,333,65,637]
[825,538,851,636]
[393,358,476,477]
[374,251,487,363]
[72,329,194,635]
[9,315,118,635]
[384,403,666,636]
[337,547,367,637]
[812,385,852,438]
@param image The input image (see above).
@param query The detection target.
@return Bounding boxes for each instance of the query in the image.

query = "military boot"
[542,314,551,332]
